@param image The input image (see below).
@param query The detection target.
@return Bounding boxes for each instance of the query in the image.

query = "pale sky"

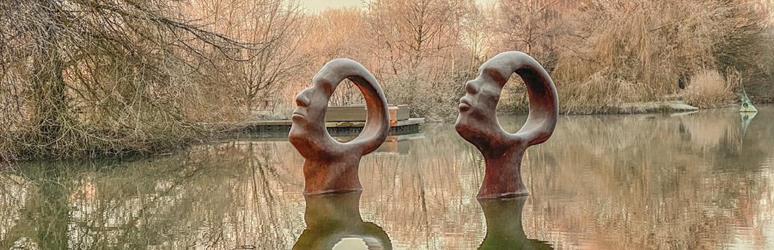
[300,0,497,13]
[301,0,364,13]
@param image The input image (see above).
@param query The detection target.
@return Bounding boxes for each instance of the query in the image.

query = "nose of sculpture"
[292,89,315,122]
[465,80,479,95]
[295,89,312,107]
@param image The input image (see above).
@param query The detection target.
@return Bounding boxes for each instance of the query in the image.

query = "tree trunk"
[31,0,67,141]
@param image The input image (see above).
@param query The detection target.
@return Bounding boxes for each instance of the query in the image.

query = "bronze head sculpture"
[293,192,392,250]
[456,51,558,199]
[289,59,390,195]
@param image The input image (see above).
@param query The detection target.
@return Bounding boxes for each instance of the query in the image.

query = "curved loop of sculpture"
[293,192,392,250]
[455,51,559,199]
[289,58,390,195]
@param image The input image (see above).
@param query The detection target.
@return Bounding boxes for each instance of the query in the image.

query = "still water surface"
[1,107,774,249]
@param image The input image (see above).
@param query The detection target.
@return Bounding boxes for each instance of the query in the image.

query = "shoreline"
[2,102,770,164]
[495,101,770,117]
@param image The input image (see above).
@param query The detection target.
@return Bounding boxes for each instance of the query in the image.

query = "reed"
[683,70,736,108]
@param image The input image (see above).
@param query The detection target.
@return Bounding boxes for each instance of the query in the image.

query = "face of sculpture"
[289,84,331,157]
[455,69,504,149]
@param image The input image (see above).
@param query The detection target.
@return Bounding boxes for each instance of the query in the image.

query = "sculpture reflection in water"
[456,51,558,199]
[293,192,392,250]
[289,59,390,194]
[479,197,551,250]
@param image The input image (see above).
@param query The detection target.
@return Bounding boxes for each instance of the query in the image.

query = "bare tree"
[0,0,248,160]
[494,0,580,72]
[298,9,372,106]
[363,0,476,119]
[185,0,305,114]
[366,0,472,74]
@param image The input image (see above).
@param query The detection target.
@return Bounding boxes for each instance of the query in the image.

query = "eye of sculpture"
[455,51,559,199]
[289,59,390,195]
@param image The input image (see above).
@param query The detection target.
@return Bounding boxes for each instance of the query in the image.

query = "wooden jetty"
[234,105,424,138]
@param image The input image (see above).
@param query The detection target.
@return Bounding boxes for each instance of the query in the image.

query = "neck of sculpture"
[479,146,528,199]
[303,155,363,195]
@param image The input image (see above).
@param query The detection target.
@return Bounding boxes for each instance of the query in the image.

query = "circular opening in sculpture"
[327,79,368,143]
[495,76,530,134]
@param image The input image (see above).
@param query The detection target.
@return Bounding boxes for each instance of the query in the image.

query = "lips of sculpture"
[458,78,479,111]
[455,96,477,137]
[458,97,472,112]
[291,109,306,121]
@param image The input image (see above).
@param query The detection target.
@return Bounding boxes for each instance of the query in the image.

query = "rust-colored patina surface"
[455,51,558,199]
[293,192,392,249]
[289,59,389,195]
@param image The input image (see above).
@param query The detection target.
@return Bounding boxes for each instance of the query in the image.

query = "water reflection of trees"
[0,142,307,249]
[0,123,489,249]
[522,108,774,249]
[0,107,772,249]
[0,173,32,248]
[358,123,486,249]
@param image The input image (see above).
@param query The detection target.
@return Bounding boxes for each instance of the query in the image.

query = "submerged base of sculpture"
[301,158,363,195]
[478,149,529,198]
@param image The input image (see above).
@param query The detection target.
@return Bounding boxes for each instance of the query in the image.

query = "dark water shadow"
[478,197,551,250]
[294,192,392,249]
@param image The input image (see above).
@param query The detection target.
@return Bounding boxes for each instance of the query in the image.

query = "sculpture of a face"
[288,59,389,195]
[455,51,558,199]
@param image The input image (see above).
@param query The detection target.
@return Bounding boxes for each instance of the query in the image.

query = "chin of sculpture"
[289,59,390,195]
[455,51,558,199]
[293,192,392,250]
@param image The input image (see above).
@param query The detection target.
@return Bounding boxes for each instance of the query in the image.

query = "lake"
[1,106,773,249]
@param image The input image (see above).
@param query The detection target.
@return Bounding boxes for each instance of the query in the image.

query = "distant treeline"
[0,0,771,161]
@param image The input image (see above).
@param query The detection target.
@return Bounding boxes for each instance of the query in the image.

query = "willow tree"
[0,0,250,161]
